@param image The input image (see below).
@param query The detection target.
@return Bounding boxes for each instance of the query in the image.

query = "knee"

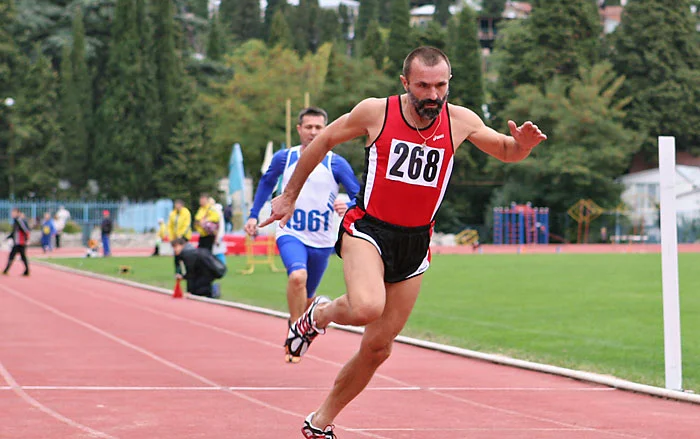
[288,270,307,290]
[360,339,393,366]
[349,299,385,326]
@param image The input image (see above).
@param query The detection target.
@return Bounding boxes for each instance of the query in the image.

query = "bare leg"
[312,275,422,427]
[314,237,386,328]
[287,269,308,323]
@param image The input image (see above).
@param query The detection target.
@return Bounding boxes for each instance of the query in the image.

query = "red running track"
[1,265,698,439]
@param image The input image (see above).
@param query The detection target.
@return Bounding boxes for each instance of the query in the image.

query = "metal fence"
[0,199,173,240]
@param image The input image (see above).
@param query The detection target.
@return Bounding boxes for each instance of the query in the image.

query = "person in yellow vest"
[152,218,167,256]
[193,193,220,252]
[168,199,192,274]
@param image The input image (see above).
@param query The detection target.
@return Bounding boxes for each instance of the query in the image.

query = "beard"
[407,90,448,120]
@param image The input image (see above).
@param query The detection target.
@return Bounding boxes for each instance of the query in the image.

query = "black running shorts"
[335,207,431,283]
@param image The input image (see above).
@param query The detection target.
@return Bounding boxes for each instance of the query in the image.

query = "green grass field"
[49,253,700,391]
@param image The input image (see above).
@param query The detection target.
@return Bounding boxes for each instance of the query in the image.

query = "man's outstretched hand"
[508,120,547,151]
[259,193,295,229]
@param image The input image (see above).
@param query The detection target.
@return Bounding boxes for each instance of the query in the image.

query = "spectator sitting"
[172,237,226,298]
[85,239,100,258]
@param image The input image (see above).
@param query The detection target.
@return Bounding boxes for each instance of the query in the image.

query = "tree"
[318,8,341,44]
[207,41,333,178]
[292,0,321,54]
[356,0,379,40]
[189,0,209,18]
[13,50,63,198]
[153,0,186,162]
[220,0,261,41]
[206,13,224,60]
[386,0,413,77]
[264,0,284,40]
[268,9,294,49]
[0,0,26,198]
[155,87,220,208]
[378,0,391,25]
[415,19,447,51]
[609,0,700,155]
[59,44,89,192]
[494,63,640,224]
[489,0,601,127]
[94,0,160,199]
[434,0,451,26]
[70,7,92,169]
[482,0,507,17]
[448,5,483,116]
[362,20,385,69]
[339,4,352,41]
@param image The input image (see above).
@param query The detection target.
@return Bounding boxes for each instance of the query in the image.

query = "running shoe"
[285,296,330,358]
[284,320,302,364]
[301,412,336,438]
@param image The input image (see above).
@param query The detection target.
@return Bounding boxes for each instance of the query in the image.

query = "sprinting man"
[260,47,547,437]
[245,106,360,363]
[3,208,31,276]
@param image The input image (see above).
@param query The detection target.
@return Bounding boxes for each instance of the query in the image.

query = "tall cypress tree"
[95,0,159,199]
[221,0,261,41]
[386,0,413,77]
[362,19,384,70]
[206,13,224,60]
[434,0,451,27]
[489,0,601,127]
[448,5,483,116]
[356,0,379,40]
[153,0,183,164]
[154,83,220,208]
[264,0,284,40]
[610,0,700,154]
[268,9,295,49]
[59,44,88,192]
[70,7,92,178]
[14,49,62,197]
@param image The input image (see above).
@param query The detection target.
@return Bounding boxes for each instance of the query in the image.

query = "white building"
[618,165,700,241]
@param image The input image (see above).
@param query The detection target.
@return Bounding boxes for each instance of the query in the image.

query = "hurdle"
[239,235,282,275]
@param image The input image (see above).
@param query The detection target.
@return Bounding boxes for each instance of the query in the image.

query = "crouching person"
[171,238,226,298]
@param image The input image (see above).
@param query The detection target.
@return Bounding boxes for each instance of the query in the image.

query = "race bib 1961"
[385,138,445,188]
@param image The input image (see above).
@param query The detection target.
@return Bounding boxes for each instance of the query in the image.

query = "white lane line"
[0,360,115,439]
[432,390,647,439]
[348,427,590,432]
[57,279,648,439]
[8,385,419,392]
[0,284,389,439]
[2,385,613,392]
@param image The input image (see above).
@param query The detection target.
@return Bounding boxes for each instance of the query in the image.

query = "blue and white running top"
[249,145,360,248]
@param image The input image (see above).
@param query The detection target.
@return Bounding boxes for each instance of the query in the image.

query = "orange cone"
[173,278,184,299]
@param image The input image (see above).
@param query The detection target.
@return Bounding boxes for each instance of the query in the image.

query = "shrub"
[63,221,82,234]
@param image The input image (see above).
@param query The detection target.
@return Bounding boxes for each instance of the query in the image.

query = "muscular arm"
[449,105,546,163]
[248,150,287,220]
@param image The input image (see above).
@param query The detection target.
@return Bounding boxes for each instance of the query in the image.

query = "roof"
[599,5,623,22]
[411,4,460,16]
[260,0,359,10]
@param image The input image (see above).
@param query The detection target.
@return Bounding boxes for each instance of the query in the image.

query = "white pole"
[658,136,683,391]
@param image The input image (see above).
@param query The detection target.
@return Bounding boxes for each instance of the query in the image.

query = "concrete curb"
[35,260,700,405]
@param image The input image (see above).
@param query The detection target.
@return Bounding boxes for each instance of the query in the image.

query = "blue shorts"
[276,235,334,298]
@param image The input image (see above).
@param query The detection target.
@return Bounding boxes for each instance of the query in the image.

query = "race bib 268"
[385,138,444,188]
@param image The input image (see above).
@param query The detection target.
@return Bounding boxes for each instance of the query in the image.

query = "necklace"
[404,98,442,148]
